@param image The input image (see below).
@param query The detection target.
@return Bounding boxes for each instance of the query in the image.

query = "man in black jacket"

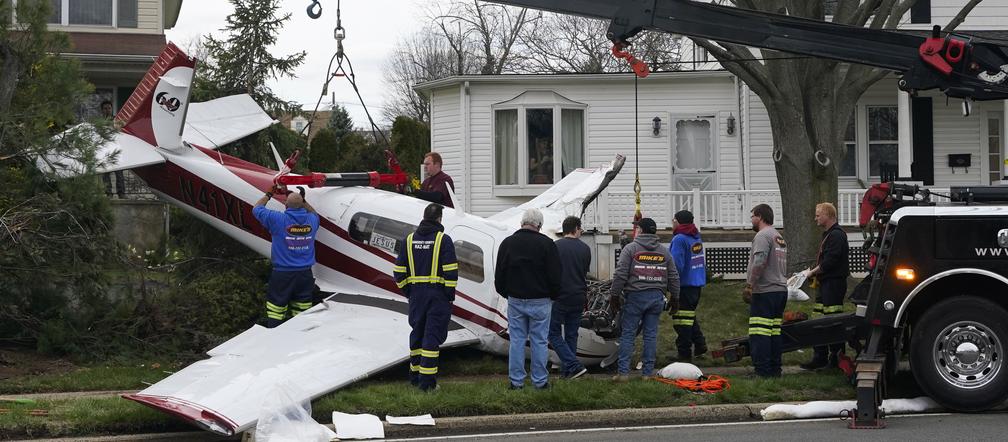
[495,208,562,390]
[800,202,850,370]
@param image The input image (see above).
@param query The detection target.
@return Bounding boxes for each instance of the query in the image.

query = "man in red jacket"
[417,152,455,208]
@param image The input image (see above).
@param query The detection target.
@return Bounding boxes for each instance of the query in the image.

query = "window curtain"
[675,120,711,170]
[495,109,518,185]
[49,0,62,23]
[70,0,112,25]
[118,0,138,28]
[561,109,584,177]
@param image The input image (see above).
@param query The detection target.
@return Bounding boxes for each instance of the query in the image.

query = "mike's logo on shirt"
[287,224,312,236]
[691,243,703,254]
[636,252,666,264]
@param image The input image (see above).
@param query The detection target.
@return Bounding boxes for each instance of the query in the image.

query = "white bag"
[658,362,703,380]
[254,381,336,442]
[786,271,810,302]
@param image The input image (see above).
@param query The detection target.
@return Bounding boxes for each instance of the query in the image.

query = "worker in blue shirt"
[393,203,458,391]
[669,210,708,361]
[253,186,320,328]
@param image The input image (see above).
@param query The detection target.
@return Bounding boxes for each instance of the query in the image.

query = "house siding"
[431,86,465,207]
[450,75,737,218]
[139,0,161,32]
[900,1,1008,31]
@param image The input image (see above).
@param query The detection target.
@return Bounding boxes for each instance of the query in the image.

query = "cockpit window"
[453,240,485,283]
[348,212,416,255]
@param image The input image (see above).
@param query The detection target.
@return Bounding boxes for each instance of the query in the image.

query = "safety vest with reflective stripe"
[393,228,459,299]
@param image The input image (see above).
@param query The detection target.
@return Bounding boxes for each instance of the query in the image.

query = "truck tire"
[910,296,1008,411]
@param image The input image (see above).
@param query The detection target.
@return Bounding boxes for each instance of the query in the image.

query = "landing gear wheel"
[910,296,1008,411]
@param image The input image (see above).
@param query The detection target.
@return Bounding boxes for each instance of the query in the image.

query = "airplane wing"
[487,155,625,234]
[124,291,479,436]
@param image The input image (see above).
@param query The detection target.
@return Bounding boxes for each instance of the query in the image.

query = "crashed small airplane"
[40,44,626,436]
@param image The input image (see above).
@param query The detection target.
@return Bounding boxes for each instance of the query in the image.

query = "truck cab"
[861,186,1008,412]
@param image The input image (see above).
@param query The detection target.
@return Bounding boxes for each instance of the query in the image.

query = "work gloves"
[609,294,622,313]
[742,283,753,304]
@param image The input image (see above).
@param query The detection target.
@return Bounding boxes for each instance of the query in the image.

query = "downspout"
[463,81,472,212]
[735,74,748,190]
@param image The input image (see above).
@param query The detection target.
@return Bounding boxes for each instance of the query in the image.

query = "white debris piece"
[332,412,385,439]
[761,396,941,420]
[254,382,336,442]
[386,414,436,426]
[658,362,703,380]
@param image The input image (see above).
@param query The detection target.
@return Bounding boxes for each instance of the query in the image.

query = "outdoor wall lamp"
[726,113,736,135]
[652,116,662,136]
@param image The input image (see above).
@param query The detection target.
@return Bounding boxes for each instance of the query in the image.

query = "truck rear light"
[895,267,916,281]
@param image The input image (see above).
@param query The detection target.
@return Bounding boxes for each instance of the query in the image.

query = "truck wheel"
[910,296,1008,411]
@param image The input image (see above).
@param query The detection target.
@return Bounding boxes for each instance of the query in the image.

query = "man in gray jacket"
[744,204,788,378]
[610,218,680,381]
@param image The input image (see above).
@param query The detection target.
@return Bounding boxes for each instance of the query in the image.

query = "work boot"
[564,367,588,379]
[799,358,830,371]
[694,343,708,358]
[612,374,630,383]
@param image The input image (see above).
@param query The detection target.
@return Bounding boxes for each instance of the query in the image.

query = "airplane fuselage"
[133,144,616,364]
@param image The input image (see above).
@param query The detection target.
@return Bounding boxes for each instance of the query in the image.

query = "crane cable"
[303,0,389,147]
[633,75,643,229]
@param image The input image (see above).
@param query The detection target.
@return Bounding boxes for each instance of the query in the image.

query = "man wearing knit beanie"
[669,210,708,361]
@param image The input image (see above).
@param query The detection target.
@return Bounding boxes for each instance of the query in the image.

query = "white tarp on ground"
[332,412,385,439]
[761,396,941,420]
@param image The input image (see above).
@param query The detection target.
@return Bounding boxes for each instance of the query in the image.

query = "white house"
[415,1,1008,231]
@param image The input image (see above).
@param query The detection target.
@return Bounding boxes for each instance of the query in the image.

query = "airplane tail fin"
[117,42,196,150]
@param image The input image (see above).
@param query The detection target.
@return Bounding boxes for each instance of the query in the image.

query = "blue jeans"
[508,297,553,387]
[617,289,665,376]
[548,303,585,376]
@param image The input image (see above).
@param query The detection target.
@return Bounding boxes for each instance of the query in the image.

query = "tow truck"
[485,0,1008,428]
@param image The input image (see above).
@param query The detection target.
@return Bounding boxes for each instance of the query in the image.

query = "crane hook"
[307,0,322,19]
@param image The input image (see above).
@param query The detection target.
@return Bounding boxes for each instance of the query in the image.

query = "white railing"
[583,188,951,231]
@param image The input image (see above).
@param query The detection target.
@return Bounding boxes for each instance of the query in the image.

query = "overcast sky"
[166,0,433,128]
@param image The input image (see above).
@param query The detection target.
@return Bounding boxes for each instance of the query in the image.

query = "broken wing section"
[487,155,625,234]
[124,293,478,436]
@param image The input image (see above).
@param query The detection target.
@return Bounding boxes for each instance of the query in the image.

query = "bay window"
[493,92,586,192]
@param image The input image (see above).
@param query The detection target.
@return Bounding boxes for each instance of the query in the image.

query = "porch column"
[898,90,913,178]
[1003,100,1008,181]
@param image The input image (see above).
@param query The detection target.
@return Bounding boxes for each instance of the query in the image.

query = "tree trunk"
[759,64,856,273]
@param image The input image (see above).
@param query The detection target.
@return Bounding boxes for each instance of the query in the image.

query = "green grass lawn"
[0,371,853,439]
[0,279,864,438]
[0,279,858,393]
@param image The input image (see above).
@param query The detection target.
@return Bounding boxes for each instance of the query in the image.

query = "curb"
[379,402,773,439]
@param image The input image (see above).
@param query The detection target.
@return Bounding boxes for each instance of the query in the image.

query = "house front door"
[671,117,717,191]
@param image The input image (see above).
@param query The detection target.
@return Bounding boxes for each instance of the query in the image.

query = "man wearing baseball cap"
[610,217,680,381]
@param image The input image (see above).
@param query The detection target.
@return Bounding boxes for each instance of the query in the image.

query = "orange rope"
[653,375,731,394]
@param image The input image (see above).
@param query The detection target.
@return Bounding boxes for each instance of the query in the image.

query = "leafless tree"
[428,0,535,75]
[694,0,982,270]
[382,29,472,123]
[518,14,685,73]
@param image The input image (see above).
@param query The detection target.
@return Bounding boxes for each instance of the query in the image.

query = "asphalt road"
[391,412,1008,442]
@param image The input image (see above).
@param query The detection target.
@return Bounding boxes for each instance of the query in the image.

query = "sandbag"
[658,362,703,380]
